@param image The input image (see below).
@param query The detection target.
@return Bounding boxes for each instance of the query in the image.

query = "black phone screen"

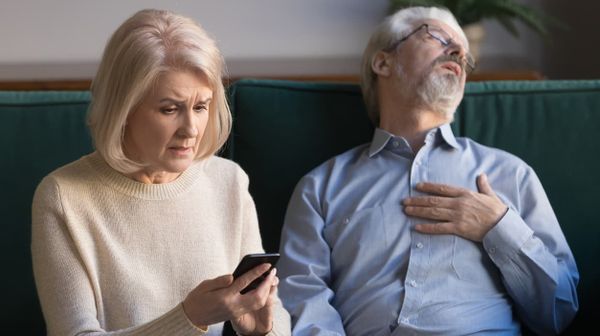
[233,253,280,294]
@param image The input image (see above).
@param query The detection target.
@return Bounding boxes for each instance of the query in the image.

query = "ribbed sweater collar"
[85,151,206,200]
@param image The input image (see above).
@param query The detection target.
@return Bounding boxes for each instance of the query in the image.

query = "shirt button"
[409,280,417,287]
[416,242,424,249]
[400,317,410,324]
[343,218,350,224]
[414,161,421,166]
[489,247,496,254]
[392,141,400,147]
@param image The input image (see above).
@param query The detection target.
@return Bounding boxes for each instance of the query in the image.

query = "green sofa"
[1,79,598,334]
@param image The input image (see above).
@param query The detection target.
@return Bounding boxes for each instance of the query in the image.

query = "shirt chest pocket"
[324,206,386,270]
[451,236,502,288]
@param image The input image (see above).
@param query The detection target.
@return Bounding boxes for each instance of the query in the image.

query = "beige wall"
[0,0,596,80]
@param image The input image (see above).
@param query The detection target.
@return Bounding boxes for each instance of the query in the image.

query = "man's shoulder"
[457,137,529,167]
[304,143,371,179]
[288,142,371,205]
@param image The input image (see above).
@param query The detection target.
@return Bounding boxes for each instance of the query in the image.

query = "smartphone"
[233,253,280,294]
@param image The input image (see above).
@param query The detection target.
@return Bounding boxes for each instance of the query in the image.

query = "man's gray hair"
[360,6,467,125]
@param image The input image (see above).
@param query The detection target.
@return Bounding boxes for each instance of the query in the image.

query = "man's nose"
[444,41,471,69]
[445,40,467,60]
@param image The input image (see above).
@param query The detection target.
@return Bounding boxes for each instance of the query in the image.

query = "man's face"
[392,19,469,118]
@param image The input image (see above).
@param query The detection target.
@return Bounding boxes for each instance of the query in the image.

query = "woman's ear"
[371,51,392,77]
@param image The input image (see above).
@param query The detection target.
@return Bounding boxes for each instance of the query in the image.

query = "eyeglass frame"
[383,23,476,74]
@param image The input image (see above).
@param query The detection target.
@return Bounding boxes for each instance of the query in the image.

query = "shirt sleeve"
[31,177,207,336]
[277,174,346,335]
[482,166,579,335]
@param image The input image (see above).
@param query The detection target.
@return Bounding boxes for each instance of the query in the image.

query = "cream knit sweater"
[31,152,290,336]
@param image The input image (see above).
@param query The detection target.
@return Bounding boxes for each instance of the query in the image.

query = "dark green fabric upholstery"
[1,80,598,333]
[226,81,373,253]
[0,91,93,334]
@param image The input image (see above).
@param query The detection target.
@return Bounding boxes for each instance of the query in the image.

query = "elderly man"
[277,6,579,336]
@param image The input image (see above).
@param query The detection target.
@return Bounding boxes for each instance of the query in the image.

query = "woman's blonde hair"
[88,9,231,174]
[360,6,466,125]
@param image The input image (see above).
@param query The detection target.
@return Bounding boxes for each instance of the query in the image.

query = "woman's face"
[123,70,212,184]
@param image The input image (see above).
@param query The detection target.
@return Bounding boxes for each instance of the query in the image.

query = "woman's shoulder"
[40,153,97,184]
[197,155,249,185]
[33,153,98,204]
[201,156,246,175]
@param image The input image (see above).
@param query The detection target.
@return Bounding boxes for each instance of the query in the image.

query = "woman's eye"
[160,107,177,114]
[194,105,208,112]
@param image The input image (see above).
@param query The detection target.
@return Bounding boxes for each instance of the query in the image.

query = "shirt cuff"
[482,208,533,265]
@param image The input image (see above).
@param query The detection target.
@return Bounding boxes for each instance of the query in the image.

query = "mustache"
[433,54,465,71]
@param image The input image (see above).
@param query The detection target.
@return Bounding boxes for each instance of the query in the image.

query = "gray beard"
[417,71,461,120]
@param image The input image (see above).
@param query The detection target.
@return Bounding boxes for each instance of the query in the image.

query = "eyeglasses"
[384,23,476,74]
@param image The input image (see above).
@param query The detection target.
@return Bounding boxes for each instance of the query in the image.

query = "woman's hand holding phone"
[182,254,279,335]
[231,265,278,335]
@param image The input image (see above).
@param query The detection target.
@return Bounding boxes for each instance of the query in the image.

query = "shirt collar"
[368,128,393,157]
[439,123,460,149]
[368,123,459,157]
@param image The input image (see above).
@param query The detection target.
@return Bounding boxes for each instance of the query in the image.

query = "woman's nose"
[177,111,199,138]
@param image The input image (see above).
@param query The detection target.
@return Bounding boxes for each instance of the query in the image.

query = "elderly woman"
[31,9,290,336]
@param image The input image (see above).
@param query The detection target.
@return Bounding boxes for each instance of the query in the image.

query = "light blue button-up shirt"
[278,125,578,336]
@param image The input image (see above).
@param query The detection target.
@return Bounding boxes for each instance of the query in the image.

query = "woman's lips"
[169,146,192,155]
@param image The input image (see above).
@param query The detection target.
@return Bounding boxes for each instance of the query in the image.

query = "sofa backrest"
[1,79,598,333]
[225,81,374,254]
[228,79,600,334]
[0,91,93,333]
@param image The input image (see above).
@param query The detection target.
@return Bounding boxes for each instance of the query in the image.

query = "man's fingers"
[403,196,454,208]
[415,182,468,197]
[476,173,495,197]
[404,205,454,221]
[415,222,455,235]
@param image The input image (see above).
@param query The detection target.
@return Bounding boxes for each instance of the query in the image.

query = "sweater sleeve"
[237,170,292,336]
[31,176,207,336]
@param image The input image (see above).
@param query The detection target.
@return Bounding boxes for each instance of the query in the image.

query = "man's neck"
[379,105,449,153]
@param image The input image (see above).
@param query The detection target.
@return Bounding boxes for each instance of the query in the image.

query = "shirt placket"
[398,136,433,328]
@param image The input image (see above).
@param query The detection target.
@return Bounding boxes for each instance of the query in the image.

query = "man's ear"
[371,51,392,77]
